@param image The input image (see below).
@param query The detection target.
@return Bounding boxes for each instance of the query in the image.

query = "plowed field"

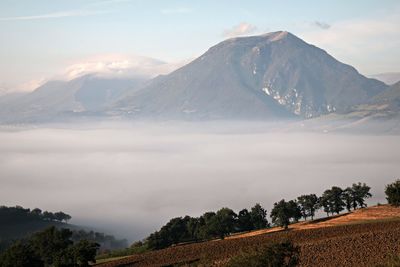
[98,205,400,267]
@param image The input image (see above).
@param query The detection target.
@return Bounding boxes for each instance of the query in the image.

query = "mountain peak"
[261,31,290,41]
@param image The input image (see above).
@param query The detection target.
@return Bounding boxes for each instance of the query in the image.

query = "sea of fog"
[0,121,399,241]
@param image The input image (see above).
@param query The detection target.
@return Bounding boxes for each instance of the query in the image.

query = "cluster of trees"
[145,182,373,249]
[147,204,268,250]
[271,183,372,229]
[0,206,71,224]
[0,227,99,267]
[71,230,128,252]
[0,205,128,256]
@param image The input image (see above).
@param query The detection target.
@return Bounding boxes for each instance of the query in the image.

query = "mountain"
[373,81,400,108]
[297,81,400,134]
[343,81,400,120]
[0,75,147,123]
[0,31,391,123]
[113,31,387,120]
[369,72,400,85]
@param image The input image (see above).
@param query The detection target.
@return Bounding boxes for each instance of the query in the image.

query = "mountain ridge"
[0,31,393,123]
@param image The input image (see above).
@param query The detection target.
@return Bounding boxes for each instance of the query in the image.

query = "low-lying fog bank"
[0,121,399,241]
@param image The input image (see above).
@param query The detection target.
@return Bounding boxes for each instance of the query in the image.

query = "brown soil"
[98,205,400,267]
[228,204,400,239]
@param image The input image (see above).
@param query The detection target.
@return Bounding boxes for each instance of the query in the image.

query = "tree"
[351,182,372,208]
[30,208,42,217]
[330,186,345,214]
[297,194,319,220]
[319,193,331,217]
[250,204,268,230]
[287,200,302,223]
[270,200,291,229]
[146,231,164,250]
[237,209,253,232]
[385,180,400,206]
[70,240,100,267]
[341,183,372,212]
[30,226,73,266]
[321,186,345,215]
[342,188,354,212]
[197,212,216,240]
[161,217,189,245]
[186,217,201,241]
[0,241,42,267]
[54,211,72,223]
[208,208,237,239]
[42,211,55,221]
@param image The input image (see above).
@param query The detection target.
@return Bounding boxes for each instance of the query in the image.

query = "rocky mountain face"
[113,31,387,120]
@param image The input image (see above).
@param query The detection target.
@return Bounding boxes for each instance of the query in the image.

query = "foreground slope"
[99,205,400,267]
[114,31,387,120]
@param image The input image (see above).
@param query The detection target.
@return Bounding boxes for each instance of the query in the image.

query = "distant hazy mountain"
[369,72,400,85]
[0,75,147,123]
[114,31,387,120]
[347,81,400,118]
[303,81,400,134]
[372,81,400,110]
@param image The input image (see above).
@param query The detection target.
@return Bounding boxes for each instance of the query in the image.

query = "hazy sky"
[0,0,399,91]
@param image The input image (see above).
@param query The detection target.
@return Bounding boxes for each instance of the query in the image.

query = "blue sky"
[0,0,399,91]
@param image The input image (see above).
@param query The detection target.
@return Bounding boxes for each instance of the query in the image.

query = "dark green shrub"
[226,241,299,267]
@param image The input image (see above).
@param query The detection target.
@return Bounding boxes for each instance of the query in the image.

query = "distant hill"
[369,72,400,85]
[0,205,72,250]
[0,205,127,252]
[113,31,387,120]
[0,75,147,123]
[373,81,400,109]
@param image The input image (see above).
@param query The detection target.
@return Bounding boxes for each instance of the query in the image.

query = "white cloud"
[300,11,400,74]
[0,0,131,22]
[9,54,188,93]
[60,54,188,80]
[223,22,258,38]
[161,7,192,14]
